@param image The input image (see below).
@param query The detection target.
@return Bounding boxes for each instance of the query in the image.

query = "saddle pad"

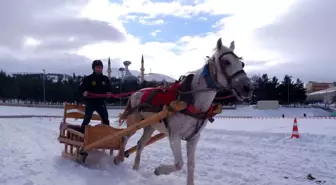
[140,87,179,107]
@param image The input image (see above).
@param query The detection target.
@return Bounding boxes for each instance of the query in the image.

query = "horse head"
[207,38,253,101]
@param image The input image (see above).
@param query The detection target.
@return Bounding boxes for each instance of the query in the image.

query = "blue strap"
[201,65,217,89]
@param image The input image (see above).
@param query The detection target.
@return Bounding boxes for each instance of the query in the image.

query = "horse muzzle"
[231,76,253,101]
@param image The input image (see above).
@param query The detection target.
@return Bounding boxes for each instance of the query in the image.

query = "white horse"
[115,38,253,185]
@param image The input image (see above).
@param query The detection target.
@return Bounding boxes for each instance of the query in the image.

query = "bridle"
[207,51,246,91]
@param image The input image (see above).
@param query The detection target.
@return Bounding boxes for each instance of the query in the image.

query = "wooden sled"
[58,103,124,163]
[58,101,186,165]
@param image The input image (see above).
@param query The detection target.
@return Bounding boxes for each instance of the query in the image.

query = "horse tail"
[118,97,132,126]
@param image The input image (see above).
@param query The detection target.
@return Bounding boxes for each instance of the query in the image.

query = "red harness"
[139,82,219,121]
[140,83,180,107]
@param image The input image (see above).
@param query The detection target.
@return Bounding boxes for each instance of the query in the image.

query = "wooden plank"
[83,124,123,150]
[63,103,102,121]
[66,128,85,138]
[58,137,83,147]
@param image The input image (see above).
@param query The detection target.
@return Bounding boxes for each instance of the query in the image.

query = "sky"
[0,0,335,83]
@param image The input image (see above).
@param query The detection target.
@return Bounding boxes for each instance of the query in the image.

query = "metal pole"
[43,69,46,104]
[325,91,327,107]
[287,82,289,105]
[120,85,122,106]
[119,71,122,106]
[287,76,291,105]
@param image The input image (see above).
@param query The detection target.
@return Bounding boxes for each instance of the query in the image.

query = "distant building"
[256,100,279,110]
[306,86,336,103]
[305,81,334,93]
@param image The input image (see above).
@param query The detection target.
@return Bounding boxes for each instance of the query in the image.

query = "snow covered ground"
[0,105,332,118]
[1,107,336,185]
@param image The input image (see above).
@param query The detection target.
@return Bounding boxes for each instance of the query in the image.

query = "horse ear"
[229,41,235,51]
[216,38,222,50]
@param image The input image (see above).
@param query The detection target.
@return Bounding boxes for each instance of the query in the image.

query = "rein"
[86,88,218,98]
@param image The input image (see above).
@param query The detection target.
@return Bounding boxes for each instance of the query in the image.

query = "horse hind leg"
[154,135,184,176]
[133,126,155,170]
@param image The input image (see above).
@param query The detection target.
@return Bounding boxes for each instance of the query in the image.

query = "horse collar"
[201,64,219,90]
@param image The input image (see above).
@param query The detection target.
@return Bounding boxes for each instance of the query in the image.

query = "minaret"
[107,57,111,80]
[140,54,145,84]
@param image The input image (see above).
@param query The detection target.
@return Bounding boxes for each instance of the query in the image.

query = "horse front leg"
[186,134,200,185]
[114,136,129,165]
[115,114,138,165]
[133,126,155,170]
[154,135,183,175]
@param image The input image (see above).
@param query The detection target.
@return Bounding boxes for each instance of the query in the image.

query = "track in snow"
[1,117,336,185]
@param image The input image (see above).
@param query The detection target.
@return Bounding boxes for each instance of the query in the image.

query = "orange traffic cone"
[291,118,300,138]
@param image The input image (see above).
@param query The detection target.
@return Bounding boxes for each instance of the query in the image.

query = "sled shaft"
[125,133,166,157]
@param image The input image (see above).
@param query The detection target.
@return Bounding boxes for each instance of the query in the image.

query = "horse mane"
[204,56,212,65]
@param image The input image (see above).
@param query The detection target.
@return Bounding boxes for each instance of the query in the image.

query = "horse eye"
[242,62,245,68]
[222,60,230,66]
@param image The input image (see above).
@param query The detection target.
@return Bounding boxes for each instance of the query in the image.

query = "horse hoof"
[114,158,120,165]
[154,168,160,176]
[133,166,139,171]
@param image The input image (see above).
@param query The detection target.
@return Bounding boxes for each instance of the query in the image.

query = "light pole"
[324,90,328,107]
[287,75,292,105]
[287,81,289,105]
[118,67,125,106]
[43,69,46,104]
[118,69,122,106]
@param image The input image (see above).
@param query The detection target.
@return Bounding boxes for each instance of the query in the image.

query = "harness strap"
[145,89,162,104]
[182,119,206,141]
[177,74,195,104]
[181,104,217,122]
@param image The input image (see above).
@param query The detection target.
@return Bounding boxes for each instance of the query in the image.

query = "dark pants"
[80,102,110,132]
